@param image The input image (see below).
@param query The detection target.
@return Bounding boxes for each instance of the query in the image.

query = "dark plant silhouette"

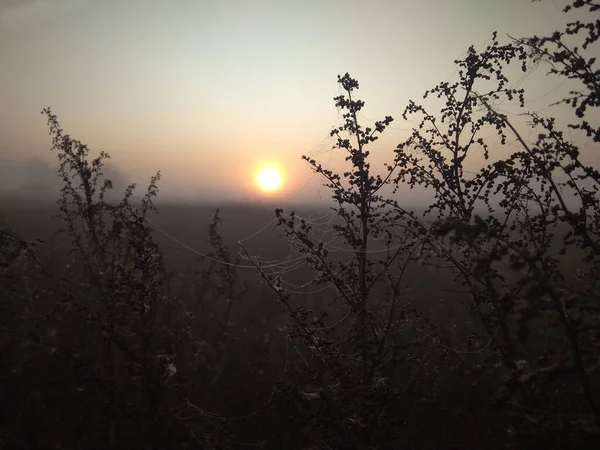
[241,74,430,448]
[391,0,600,441]
[242,1,600,447]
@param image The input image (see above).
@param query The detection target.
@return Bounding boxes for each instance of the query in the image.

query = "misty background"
[0,0,595,205]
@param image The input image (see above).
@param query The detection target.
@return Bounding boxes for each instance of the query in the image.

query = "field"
[0,198,598,450]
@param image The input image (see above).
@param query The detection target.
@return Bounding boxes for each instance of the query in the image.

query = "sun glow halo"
[256,166,283,192]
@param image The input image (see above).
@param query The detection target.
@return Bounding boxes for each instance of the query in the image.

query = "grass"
[2,198,597,449]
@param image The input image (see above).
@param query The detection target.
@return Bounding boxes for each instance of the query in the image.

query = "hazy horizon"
[1,0,594,206]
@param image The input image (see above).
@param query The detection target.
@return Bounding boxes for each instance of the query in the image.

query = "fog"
[0,0,583,207]
[0,154,129,201]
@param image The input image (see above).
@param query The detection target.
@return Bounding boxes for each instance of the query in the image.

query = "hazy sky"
[0,0,583,202]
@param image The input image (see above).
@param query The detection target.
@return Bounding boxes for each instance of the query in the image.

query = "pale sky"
[0,0,585,203]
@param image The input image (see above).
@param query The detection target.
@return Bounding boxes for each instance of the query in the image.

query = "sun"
[256,166,283,192]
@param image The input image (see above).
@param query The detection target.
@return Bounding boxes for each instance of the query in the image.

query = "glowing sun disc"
[257,166,282,192]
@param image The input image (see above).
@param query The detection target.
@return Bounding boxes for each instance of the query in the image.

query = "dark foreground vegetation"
[2,1,600,448]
